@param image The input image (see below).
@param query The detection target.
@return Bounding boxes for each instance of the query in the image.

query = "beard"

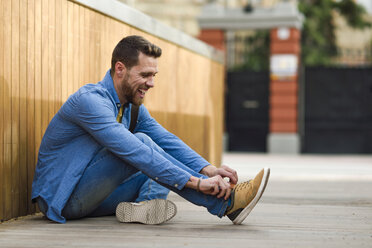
[121,75,144,106]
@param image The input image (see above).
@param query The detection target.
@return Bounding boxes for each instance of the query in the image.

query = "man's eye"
[142,73,155,78]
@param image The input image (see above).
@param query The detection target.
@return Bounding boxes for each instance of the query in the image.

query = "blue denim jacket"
[31,69,210,223]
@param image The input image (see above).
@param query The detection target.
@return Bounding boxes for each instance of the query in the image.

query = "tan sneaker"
[116,199,177,225]
[226,168,270,225]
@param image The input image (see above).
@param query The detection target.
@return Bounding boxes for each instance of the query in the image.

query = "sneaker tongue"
[236,180,251,191]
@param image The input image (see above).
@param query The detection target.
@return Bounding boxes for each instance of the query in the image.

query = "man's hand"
[185,175,232,200]
[201,165,238,184]
[199,176,232,200]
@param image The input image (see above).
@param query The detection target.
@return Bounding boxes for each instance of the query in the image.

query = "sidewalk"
[1,153,372,248]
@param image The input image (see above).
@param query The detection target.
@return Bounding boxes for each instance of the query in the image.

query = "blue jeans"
[40,133,229,220]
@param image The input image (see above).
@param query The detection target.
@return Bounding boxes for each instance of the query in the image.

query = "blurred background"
[119,0,372,155]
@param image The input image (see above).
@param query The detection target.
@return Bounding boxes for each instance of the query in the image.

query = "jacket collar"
[100,69,121,107]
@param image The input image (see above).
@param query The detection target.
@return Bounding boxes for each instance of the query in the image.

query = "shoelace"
[234,180,252,192]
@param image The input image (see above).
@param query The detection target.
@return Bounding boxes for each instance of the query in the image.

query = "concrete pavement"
[1,152,371,247]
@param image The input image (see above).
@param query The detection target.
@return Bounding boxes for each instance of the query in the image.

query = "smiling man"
[31,35,270,225]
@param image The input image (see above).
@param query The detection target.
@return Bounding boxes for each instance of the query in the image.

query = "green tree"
[299,0,370,66]
[233,0,371,70]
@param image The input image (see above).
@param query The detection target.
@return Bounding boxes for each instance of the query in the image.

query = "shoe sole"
[233,167,270,225]
[116,199,177,225]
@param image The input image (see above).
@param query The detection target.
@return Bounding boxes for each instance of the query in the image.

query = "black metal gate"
[304,67,372,153]
[226,70,269,152]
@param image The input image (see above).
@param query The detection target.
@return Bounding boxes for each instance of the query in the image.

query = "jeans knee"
[134,132,164,153]
[134,132,153,145]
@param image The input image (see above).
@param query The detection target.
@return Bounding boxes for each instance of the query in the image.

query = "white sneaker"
[116,199,177,225]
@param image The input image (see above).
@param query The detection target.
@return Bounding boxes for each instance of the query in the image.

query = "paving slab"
[1,153,372,248]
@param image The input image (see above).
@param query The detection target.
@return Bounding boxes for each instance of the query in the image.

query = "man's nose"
[146,77,154,88]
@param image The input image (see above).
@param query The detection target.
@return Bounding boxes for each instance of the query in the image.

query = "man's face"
[119,52,158,106]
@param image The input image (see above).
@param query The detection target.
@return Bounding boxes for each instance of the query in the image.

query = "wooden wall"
[0,0,225,221]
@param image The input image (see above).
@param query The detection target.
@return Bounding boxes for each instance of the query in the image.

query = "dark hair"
[111,35,162,73]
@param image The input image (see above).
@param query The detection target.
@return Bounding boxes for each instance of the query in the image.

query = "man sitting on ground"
[31,35,270,225]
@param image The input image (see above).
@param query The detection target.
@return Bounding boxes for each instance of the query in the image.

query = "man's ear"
[115,61,127,78]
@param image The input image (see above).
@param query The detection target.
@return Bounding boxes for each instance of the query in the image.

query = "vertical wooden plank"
[206,60,214,165]
[83,7,90,85]
[11,0,20,219]
[214,62,224,166]
[19,0,28,216]
[93,10,100,83]
[34,0,42,187]
[0,0,4,221]
[27,0,36,214]
[108,17,115,74]
[94,12,101,81]
[61,0,67,102]
[67,1,73,96]
[48,0,55,120]
[79,4,84,87]
[73,3,79,91]
[41,0,48,135]
[55,0,62,110]
[100,15,108,78]
[89,10,97,83]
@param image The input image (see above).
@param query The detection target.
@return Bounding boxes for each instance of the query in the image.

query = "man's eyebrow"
[141,71,158,76]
